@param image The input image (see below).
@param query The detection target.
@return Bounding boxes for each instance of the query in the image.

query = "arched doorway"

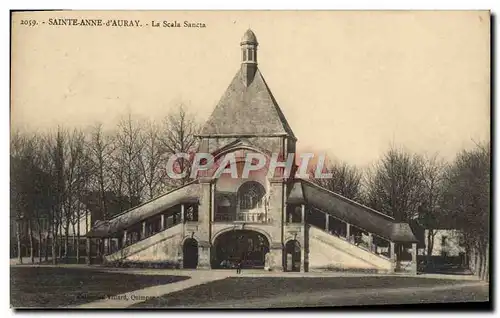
[183,238,198,269]
[285,240,301,272]
[213,230,270,269]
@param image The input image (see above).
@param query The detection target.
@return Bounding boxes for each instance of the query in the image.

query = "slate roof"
[86,181,201,237]
[199,67,296,139]
[290,179,418,243]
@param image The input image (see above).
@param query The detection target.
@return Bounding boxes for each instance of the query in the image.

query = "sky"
[11,10,490,167]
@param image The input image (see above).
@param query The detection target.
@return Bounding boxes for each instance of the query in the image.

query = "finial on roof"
[241,29,258,45]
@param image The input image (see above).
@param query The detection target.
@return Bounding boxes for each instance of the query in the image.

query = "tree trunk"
[44,235,49,262]
[16,219,22,264]
[484,244,489,281]
[58,224,63,259]
[51,226,57,265]
[28,219,34,264]
[76,220,80,264]
[38,232,42,263]
[64,221,69,263]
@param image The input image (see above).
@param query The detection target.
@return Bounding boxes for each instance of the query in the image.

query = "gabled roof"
[291,179,418,243]
[200,68,296,139]
[86,181,201,237]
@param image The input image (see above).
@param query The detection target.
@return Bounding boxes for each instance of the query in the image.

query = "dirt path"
[74,271,230,308]
[179,281,489,308]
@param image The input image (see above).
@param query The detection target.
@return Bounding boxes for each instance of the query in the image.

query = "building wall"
[104,224,184,264]
[308,226,391,272]
[424,229,465,257]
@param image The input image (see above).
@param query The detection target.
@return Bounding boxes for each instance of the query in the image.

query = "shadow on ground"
[10,267,190,308]
[131,276,482,308]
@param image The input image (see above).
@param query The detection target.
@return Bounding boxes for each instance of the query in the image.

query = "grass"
[10,267,190,308]
[132,276,471,308]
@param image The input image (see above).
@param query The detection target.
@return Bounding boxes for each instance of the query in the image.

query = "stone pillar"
[390,241,396,273]
[325,214,329,232]
[123,230,128,247]
[210,183,215,223]
[96,239,101,261]
[300,245,306,273]
[161,214,165,230]
[301,204,305,223]
[86,237,91,265]
[346,223,351,241]
[411,242,418,275]
[104,238,109,255]
[197,241,211,269]
[368,233,373,252]
[141,221,146,239]
[270,243,284,271]
[197,179,212,268]
[180,204,185,223]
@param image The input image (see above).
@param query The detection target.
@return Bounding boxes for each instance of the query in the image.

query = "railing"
[316,224,392,261]
[214,212,268,223]
[116,216,184,252]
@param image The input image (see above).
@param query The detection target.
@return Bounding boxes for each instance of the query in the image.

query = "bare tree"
[160,103,200,188]
[417,154,446,257]
[61,129,90,263]
[310,159,363,201]
[41,127,67,264]
[111,112,145,209]
[88,123,114,220]
[441,142,490,280]
[10,130,34,264]
[365,146,424,221]
[139,120,167,199]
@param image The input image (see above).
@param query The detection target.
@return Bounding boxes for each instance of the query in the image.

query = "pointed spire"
[240,29,258,86]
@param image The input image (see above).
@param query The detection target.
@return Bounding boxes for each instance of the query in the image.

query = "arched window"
[238,181,265,210]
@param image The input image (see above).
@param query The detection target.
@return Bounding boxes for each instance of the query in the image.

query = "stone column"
[123,230,128,247]
[96,239,101,261]
[161,214,165,230]
[211,183,215,223]
[368,233,373,252]
[104,238,109,255]
[300,244,306,273]
[325,214,329,232]
[270,243,284,271]
[390,241,396,273]
[141,221,146,239]
[180,204,185,223]
[86,237,91,265]
[197,241,211,269]
[301,204,305,223]
[411,242,418,275]
[346,223,351,241]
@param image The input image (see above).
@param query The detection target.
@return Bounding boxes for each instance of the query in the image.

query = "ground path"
[183,281,487,308]
[10,264,483,308]
[73,267,482,308]
[74,269,230,308]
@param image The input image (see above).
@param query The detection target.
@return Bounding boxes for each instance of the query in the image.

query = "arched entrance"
[213,230,270,269]
[285,240,301,272]
[183,238,198,269]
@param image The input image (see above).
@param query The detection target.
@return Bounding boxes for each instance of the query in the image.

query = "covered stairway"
[286,179,419,273]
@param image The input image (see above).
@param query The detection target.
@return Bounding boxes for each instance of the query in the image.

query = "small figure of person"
[236,259,242,274]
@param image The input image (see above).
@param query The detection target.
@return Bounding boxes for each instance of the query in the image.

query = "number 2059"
[20,20,37,27]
